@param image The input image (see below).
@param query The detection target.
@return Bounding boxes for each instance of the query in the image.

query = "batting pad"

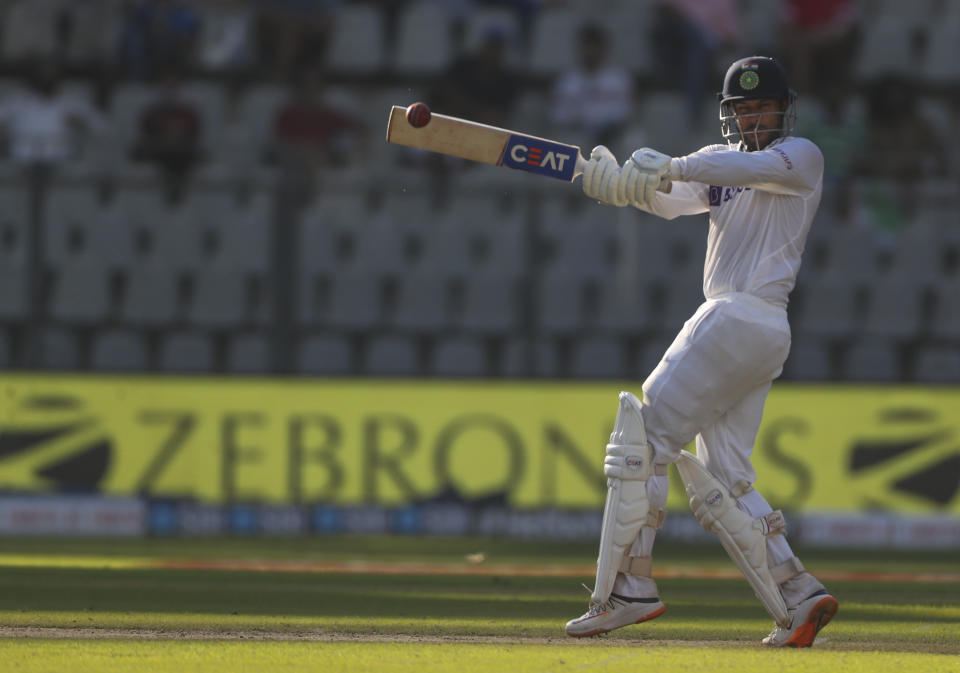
[592,392,653,604]
[675,450,790,627]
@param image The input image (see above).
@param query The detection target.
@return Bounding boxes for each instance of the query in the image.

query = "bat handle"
[573,152,587,179]
[573,152,673,193]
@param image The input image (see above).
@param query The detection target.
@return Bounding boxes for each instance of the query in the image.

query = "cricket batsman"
[565,56,838,647]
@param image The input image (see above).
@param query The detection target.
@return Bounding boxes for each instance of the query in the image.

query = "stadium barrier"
[0,376,956,545]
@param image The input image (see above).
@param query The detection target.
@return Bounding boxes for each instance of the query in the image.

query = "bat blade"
[386,105,585,181]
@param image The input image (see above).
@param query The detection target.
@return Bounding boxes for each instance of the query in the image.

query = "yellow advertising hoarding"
[0,375,956,514]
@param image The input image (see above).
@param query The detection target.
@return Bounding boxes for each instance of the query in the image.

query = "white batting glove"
[582,145,629,206]
[624,148,672,206]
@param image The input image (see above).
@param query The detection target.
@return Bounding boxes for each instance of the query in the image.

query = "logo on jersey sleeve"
[772,147,794,170]
[500,135,577,181]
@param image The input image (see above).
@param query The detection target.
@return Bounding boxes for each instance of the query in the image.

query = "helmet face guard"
[718,57,797,150]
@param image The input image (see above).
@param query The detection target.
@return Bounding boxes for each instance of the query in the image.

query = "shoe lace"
[580,584,627,616]
[766,606,799,640]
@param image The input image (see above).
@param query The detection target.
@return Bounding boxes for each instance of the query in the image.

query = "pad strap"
[619,554,652,577]
[770,556,806,584]
[615,507,665,576]
[647,507,666,529]
[759,510,787,535]
[674,450,790,627]
[653,463,668,477]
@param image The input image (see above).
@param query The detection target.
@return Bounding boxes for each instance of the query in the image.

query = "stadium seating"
[570,336,628,379]
[363,334,420,376]
[0,1,956,382]
[502,337,560,378]
[0,262,28,325]
[430,335,488,377]
[0,190,29,324]
[455,273,522,336]
[36,327,82,371]
[326,4,386,75]
[47,260,114,327]
[159,331,216,373]
[793,272,862,342]
[0,328,10,368]
[861,276,927,342]
[296,333,352,375]
[119,263,182,329]
[90,329,150,372]
[913,346,960,383]
[389,270,453,334]
[225,332,272,375]
[534,270,587,337]
[929,277,960,341]
[394,1,453,75]
[842,339,901,382]
[782,337,833,382]
[1,0,62,63]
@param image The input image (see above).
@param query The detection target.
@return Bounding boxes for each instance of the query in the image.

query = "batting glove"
[582,145,628,206]
[624,148,672,206]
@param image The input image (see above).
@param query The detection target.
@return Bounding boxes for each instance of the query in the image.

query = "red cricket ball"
[406,102,432,128]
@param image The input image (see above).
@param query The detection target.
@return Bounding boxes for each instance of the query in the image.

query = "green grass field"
[0,536,957,672]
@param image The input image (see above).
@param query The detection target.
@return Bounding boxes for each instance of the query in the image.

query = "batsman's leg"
[676,450,837,647]
[737,489,838,648]
[692,383,838,647]
[565,392,668,637]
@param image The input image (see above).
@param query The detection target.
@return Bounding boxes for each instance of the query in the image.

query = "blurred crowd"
[0,0,954,211]
[0,0,957,380]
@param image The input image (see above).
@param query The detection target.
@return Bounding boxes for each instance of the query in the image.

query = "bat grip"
[573,153,587,179]
[573,153,673,193]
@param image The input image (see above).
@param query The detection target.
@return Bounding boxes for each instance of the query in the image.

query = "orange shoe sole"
[785,595,839,648]
[636,603,667,625]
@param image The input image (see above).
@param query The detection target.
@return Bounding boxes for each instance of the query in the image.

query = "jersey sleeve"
[633,179,710,220]
[668,138,824,197]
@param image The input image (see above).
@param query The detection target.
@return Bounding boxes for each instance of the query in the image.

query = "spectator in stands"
[781,0,858,98]
[549,22,633,150]
[427,23,521,202]
[432,24,520,128]
[266,67,364,207]
[802,84,867,216]
[196,0,257,80]
[254,0,342,81]
[58,0,122,79]
[650,0,739,127]
[445,0,544,48]
[857,75,948,213]
[130,69,205,202]
[0,55,105,166]
[117,0,202,81]
[819,75,948,243]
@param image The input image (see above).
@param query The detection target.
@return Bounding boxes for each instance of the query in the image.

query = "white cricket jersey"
[637,137,824,309]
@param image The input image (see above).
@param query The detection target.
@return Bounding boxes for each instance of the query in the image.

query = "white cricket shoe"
[565,593,666,638]
[762,591,838,648]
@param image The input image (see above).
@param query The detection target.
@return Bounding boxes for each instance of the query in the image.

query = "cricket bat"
[386,105,671,190]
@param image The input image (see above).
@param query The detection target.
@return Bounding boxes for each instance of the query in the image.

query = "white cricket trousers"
[641,291,791,488]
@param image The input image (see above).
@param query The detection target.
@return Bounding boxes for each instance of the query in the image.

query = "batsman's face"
[733,98,786,150]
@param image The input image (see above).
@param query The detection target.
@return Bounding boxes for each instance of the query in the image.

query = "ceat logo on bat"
[501,135,577,181]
